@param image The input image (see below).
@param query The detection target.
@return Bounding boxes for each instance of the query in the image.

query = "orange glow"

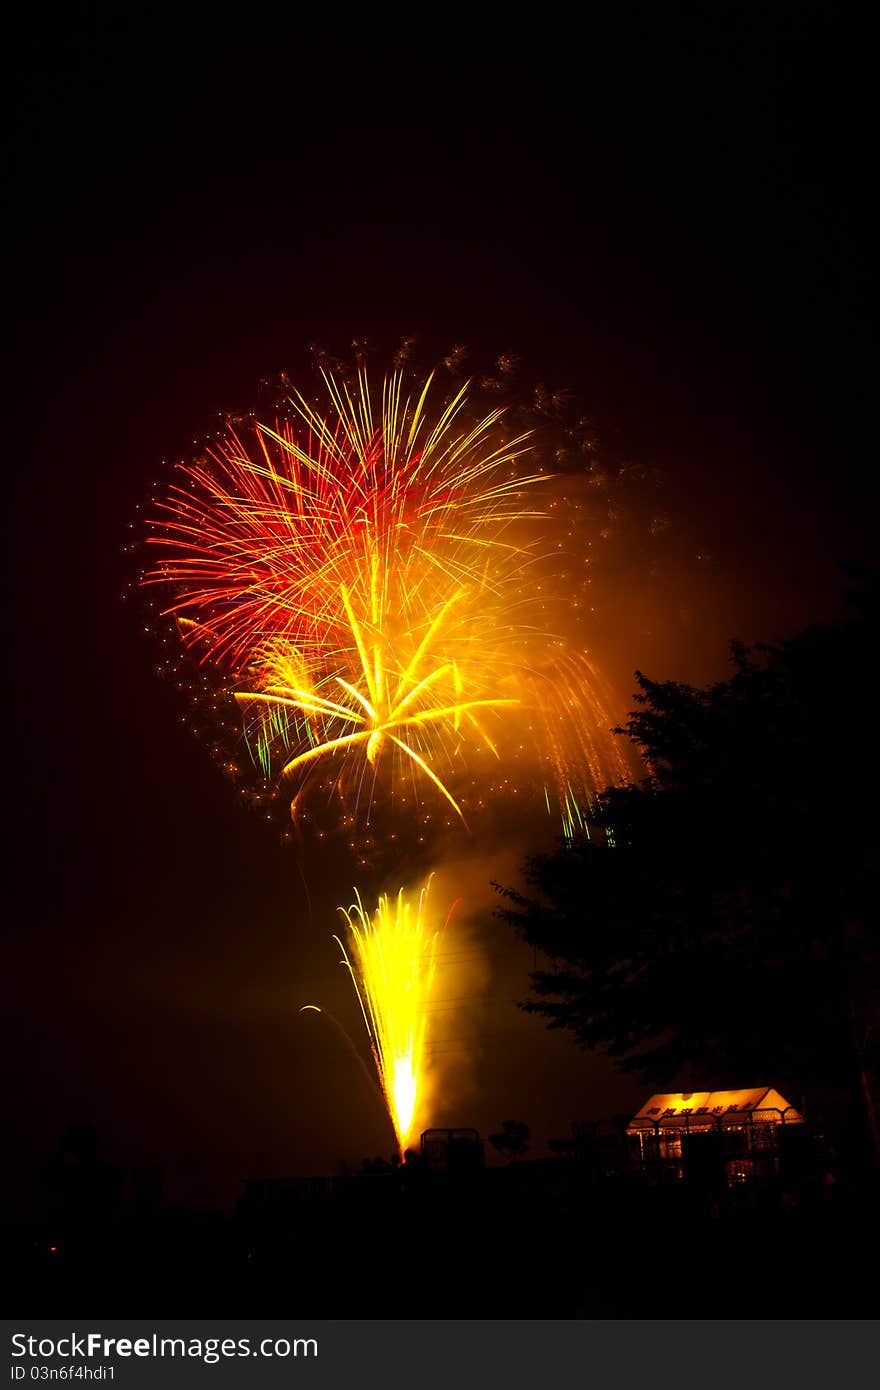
[629,1087,805,1129]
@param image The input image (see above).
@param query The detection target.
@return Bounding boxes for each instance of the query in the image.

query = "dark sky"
[5,5,874,1212]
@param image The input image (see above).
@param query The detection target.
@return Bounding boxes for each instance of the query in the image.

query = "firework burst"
[145,366,631,836]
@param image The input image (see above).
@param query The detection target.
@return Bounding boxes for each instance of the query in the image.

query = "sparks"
[144,365,633,833]
[335,879,442,1153]
[146,368,542,824]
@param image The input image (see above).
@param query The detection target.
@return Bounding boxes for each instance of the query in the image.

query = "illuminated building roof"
[628,1087,804,1131]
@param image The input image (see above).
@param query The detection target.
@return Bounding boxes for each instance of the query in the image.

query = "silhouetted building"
[420,1128,485,1173]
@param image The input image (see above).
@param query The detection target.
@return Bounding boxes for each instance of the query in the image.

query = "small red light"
[49,1245,57,1253]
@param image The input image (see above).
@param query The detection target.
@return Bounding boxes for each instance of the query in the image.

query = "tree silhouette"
[489,1120,531,1163]
[496,577,880,1164]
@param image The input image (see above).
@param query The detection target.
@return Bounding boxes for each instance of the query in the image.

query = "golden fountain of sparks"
[334,878,441,1153]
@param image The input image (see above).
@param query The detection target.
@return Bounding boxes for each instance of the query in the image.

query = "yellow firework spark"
[335,879,440,1153]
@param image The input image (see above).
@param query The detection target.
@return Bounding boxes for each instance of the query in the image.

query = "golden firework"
[335,879,440,1153]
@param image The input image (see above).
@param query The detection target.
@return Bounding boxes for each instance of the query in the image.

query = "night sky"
[6,6,873,1214]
